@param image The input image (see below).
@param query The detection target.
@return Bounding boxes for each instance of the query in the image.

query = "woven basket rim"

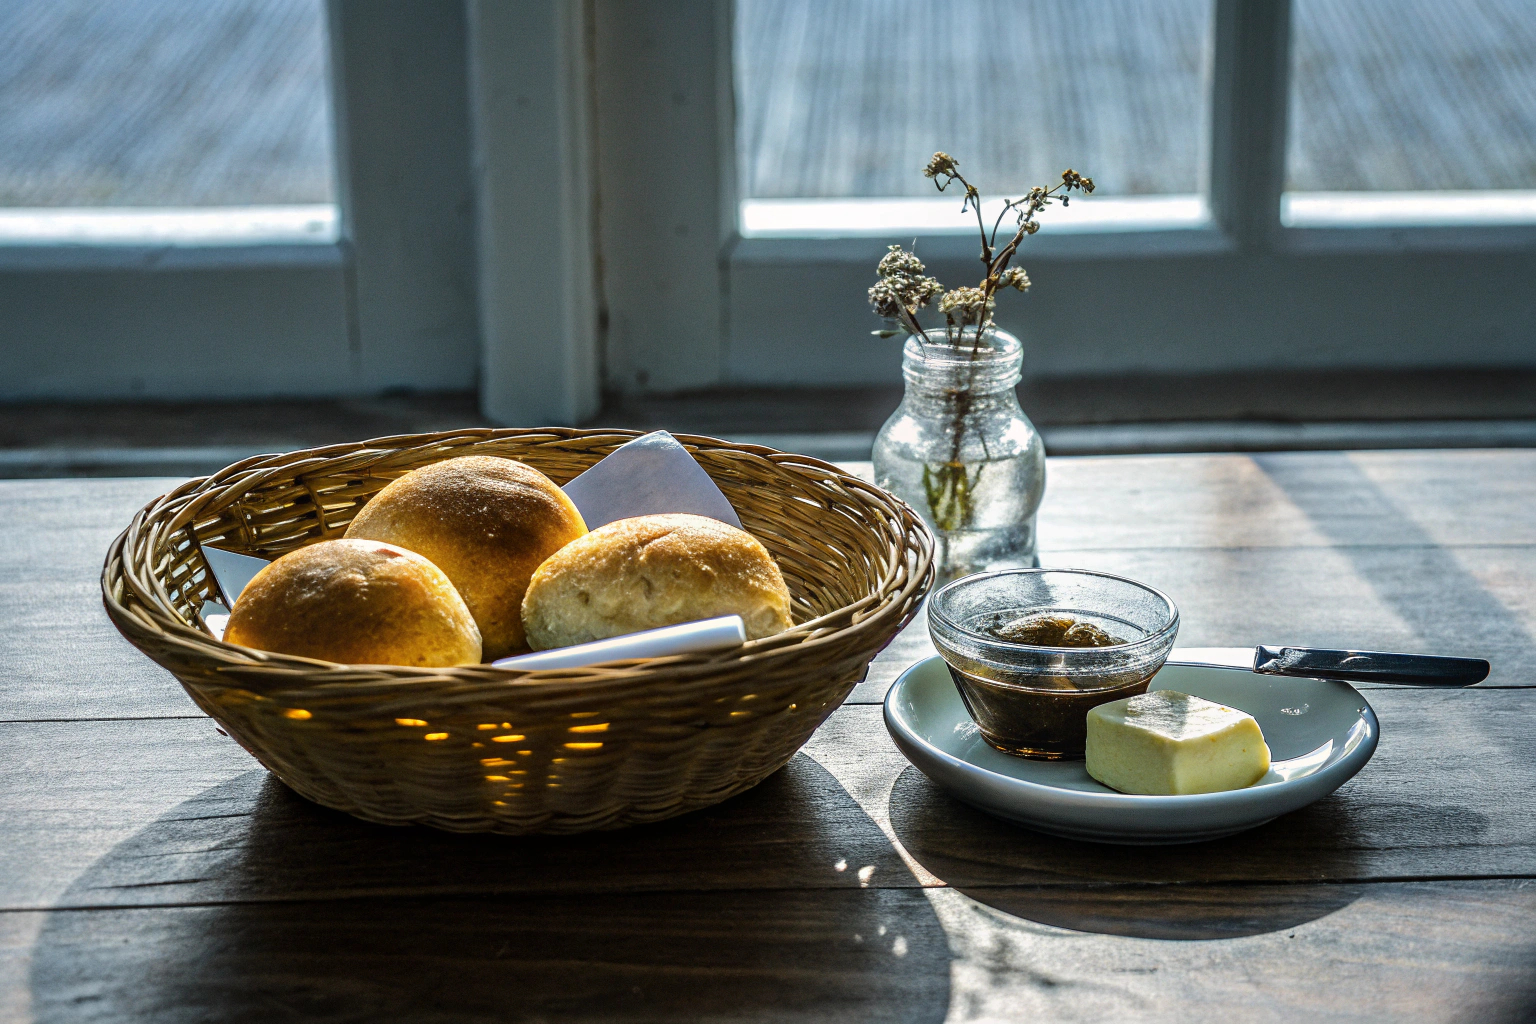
[102,427,934,702]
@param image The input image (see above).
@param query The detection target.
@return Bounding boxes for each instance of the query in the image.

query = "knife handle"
[1254,646,1489,687]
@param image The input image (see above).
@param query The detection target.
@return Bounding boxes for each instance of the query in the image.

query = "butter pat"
[1085,690,1271,795]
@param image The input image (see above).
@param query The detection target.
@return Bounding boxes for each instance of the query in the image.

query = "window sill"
[0,206,344,271]
[740,194,1208,238]
[730,194,1231,263]
[1275,191,1536,254]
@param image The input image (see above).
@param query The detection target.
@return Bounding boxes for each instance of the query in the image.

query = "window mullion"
[327,0,480,392]
[1208,0,1292,249]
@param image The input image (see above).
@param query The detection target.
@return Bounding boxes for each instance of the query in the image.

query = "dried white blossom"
[999,267,1031,292]
[939,286,991,318]
[923,151,959,179]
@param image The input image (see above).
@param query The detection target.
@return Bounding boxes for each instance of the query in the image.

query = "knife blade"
[1168,646,1488,687]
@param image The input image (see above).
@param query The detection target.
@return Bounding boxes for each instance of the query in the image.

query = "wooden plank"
[1036,450,1536,552]
[10,452,1534,720]
[0,479,202,721]
[4,880,1535,1023]
[11,889,955,1024]
[0,719,910,912]
[849,450,1536,553]
[925,879,1536,1023]
[5,690,1536,913]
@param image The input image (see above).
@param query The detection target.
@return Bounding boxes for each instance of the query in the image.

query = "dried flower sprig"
[872,153,1093,344]
[869,154,1093,540]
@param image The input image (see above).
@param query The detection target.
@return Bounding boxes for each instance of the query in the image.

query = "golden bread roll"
[224,539,481,666]
[521,512,793,650]
[344,456,586,660]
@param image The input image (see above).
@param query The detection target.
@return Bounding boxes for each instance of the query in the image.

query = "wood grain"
[8,451,1533,721]
[6,883,1536,1023]
[4,454,1534,1021]
[5,689,1535,913]
[6,880,1534,1024]
[0,723,912,912]
[0,479,197,722]
[1036,450,1536,551]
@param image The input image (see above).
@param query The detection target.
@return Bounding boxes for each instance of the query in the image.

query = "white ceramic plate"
[883,655,1379,844]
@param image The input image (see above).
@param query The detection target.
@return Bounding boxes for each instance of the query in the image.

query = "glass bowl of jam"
[928,568,1180,760]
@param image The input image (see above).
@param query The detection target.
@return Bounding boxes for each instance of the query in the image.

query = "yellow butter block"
[1085,690,1271,795]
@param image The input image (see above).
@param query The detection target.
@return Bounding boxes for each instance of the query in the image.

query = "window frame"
[3,0,1530,416]
[700,0,1536,389]
[0,0,481,402]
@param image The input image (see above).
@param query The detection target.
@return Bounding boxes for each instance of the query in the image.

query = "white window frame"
[0,1,481,403]
[592,0,1536,395]
[4,0,1530,422]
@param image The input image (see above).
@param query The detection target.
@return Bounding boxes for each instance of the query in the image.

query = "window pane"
[1287,0,1536,193]
[735,0,1211,201]
[0,0,334,207]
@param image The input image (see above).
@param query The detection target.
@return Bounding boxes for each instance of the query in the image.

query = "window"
[717,0,1535,397]
[1285,0,1536,227]
[0,0,337,245]
[2,1,1529,417]
[0,1,480,403]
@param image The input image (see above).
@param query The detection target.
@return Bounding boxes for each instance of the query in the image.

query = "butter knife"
[1168,646,1489,687]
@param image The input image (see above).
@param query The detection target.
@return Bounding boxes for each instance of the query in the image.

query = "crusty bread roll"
[344,456,586,660]
[521,513,793,650]
[224,539,481,666]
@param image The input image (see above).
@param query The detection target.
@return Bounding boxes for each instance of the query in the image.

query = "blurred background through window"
[734,0,1212,235]
[736,0,1210,199]
[0,0,333,216]
[1285,0,1536,225]
[737,0,1536,232]
[1287,0,1536,193]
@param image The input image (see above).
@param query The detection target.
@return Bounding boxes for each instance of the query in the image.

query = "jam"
[987,613,1126,648]
[947,656,1154,759]
[950,613,1147,759]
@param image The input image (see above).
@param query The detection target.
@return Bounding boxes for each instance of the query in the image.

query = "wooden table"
[3,450,1534,1023]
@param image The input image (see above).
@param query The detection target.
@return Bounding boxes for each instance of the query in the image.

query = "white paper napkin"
[202,546,270,607]
[492,615,745,671]
[561,430,741,530]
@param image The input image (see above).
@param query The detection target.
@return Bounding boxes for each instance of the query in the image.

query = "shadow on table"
[887,766,1409,941]
[30,755,951,1023]
[1254,451,1535,672]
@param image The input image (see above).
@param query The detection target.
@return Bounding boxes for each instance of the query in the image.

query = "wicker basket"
[102,428,933,834]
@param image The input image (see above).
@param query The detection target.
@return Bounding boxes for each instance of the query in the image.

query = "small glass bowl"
[928,568,1180,760]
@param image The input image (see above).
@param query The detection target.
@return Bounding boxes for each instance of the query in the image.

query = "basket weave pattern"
[103,429,933,834]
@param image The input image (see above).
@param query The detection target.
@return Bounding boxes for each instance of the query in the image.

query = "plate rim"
[883,654,1380,812]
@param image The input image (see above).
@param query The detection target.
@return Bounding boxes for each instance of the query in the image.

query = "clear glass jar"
[927,569,1180,758]
[873,328,1045,582]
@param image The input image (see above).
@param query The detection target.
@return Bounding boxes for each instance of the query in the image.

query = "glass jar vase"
[872,328,1045,582]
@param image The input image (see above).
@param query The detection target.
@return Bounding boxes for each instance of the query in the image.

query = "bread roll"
[521,513,793,650]
[224,539,481,666]
[344,456,586,659]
